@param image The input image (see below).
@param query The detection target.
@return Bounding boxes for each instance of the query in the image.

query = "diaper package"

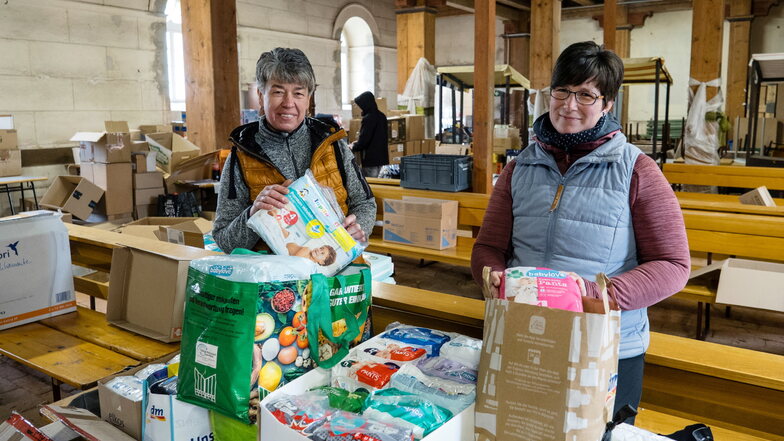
[246,170,365,276]
[502,266,584,312]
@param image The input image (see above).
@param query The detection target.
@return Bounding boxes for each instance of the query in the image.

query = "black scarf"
[534,112,617,150]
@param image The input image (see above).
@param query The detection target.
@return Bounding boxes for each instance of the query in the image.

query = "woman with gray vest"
[471,41,690,424]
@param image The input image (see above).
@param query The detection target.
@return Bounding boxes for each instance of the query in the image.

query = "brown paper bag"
[475,273,621,441]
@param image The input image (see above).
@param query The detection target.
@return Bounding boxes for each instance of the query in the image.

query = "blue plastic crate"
[400,154,472,192]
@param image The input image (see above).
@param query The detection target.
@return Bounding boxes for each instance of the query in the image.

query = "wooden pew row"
[0,225,186,400]
[663,163,784,192]
[372,282,784,440]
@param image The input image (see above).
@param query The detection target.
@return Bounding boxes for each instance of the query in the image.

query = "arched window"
[165,0,186,112]
[340,17,375,109]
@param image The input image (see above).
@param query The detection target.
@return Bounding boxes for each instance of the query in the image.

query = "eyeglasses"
[549,87,604,105]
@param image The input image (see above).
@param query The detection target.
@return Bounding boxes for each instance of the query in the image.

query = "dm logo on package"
[148,405,166,422]
[0,241,19,259]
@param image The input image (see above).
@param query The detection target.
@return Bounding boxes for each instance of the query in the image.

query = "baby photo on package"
[247,171,364,276]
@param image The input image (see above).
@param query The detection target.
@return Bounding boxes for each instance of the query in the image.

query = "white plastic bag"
[684,78,722,165]
[527,88,550,143]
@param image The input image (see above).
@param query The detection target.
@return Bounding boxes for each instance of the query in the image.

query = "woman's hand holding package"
[342,213,366,242]
[250,179,292,216]
[487,270,503,299]
[565,271,587,297]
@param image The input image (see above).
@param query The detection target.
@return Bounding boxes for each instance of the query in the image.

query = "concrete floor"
[2,255,783,428]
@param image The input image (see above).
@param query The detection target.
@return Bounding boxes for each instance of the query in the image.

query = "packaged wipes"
[502,267,584,312]
[246,170,365,276]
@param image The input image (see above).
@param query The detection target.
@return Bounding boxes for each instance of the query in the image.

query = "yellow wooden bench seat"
[39,306,179,362]
[635,408,772,441]
[0,322,138,390]
[371,282,784,440]
[663,163,784,191]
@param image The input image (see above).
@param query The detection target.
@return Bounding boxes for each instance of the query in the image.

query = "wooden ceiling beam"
[444,0,525,20]
[562,0,691,20]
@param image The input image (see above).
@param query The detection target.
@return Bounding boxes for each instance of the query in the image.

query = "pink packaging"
[501,267,583,312]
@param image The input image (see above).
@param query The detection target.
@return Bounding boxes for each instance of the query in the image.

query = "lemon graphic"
[305,220,325,239]
[258,361,282,392]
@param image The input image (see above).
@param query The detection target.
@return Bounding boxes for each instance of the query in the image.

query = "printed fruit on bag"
[259,361,282,392]
[277,346,298,365]
[255,313,275,341]
[271,288,296,313]
[279,326,297,346]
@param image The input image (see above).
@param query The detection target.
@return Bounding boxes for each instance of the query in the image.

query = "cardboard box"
[145,131,201,173]
[691,258,784,313]
[117,216,190,241]
[422,138,436,154]
[134,204,156,220]
[436,144,470,155]
[71,121,133,164]
[405,140,421,156]
[383,197,458,250]
[139,124,171,136]
[0,149,21,177]
[164,150,218,193]
[405,114,425,141]
[87,162,133,215]
[351,97,387,118]
[40,176,104,220]
[0,211,76,331]
[259,346,474,441]
[132,151,156,174]
[739,186,776,207]
[134,187,165,207]
[107,242,217,342]
[40,405,136,441]
[349,118,362,143]
[160,217,212,248]
[387,117,406,143]
[134,171,164,190]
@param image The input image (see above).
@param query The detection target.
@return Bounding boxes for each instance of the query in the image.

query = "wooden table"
[0,175,47,214]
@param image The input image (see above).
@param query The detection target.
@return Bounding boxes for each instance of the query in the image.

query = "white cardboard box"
[0,211,76,330]
[691,258,784,312]
[259,345,475,441]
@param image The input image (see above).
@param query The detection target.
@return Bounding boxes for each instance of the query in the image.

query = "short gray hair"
[255,48,316,94]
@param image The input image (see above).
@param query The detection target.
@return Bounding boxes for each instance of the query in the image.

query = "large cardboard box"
[405,114,425,141]
[139,124,172,136]
[118,217,210,249]
[107,243,217,342]
[383,197,458,249]
[0,211,76,331]
[134,171,164,190]
[387,116,406,143]
[436,144,470,155]
[349,118,362,143]
[134,187,165,208]
[84,162,133,215]
[0,149,22,177]
[163,150,218,193]
[351,97,387,118]
[40,176,104,220]
[146,131,201,173]
[691,258,784,312]
[132,151,156,173]
[71,121,133,164]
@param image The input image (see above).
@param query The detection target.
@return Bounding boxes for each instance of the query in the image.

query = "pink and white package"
[501,267,583,312]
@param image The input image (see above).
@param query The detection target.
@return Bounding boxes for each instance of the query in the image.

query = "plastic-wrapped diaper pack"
[246,171,365,276]
[502,266,584,312]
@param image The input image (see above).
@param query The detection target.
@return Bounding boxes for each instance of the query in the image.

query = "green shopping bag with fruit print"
[177,251,319,424]
[306,264,372,369]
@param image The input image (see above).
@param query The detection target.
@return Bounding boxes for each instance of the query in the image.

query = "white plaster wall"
[435,15,506,66]
[0,0,169,150]
[751,2,784,54]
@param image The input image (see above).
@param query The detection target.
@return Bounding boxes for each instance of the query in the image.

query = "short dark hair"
[551,41,624,103]
[256,48,316,94]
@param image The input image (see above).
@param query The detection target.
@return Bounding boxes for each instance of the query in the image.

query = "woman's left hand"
[342,214,366,242]
[565,272,587,297]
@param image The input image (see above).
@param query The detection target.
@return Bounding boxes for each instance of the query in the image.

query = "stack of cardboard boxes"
[347,99,436,166]
[131,148,165,219]
[492,124,523,173]
[0,115,21,177]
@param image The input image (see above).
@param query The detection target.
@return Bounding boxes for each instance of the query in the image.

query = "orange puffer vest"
[233,121,350,215]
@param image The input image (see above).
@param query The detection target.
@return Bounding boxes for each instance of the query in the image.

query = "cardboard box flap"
[172,133,200,153]
[105,121,130,133]
[70,131,107,143]
[712,258,784,312]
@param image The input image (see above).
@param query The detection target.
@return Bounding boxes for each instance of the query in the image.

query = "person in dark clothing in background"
[349,91,388,178]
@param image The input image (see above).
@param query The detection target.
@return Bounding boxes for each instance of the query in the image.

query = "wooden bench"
[663,162,784,192]
[371,282,784,440]
[0,224,185,400]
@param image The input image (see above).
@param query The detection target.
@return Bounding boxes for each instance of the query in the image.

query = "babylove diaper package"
[501,266,584,312]
[247,170,365,276]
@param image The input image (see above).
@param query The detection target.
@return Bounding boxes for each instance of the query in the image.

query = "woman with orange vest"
[213,48,376,253]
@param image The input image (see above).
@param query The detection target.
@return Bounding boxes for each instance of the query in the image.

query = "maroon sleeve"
[583,154,691,309]
[471,161,516,286]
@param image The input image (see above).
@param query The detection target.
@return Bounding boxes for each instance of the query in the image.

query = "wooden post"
[689,0,724,101]
[530,0,561,90]
[726,0,753,141]
[181,0,240,152]
[603,0,617,51]
[615,6,631,129]
[473,0,495,194]
[396,7,436,94]
[505,12,530,131]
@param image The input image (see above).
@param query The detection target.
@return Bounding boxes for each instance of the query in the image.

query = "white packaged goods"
[0,211,76,330]
[187,254,319,283]
[247,171,365,276]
